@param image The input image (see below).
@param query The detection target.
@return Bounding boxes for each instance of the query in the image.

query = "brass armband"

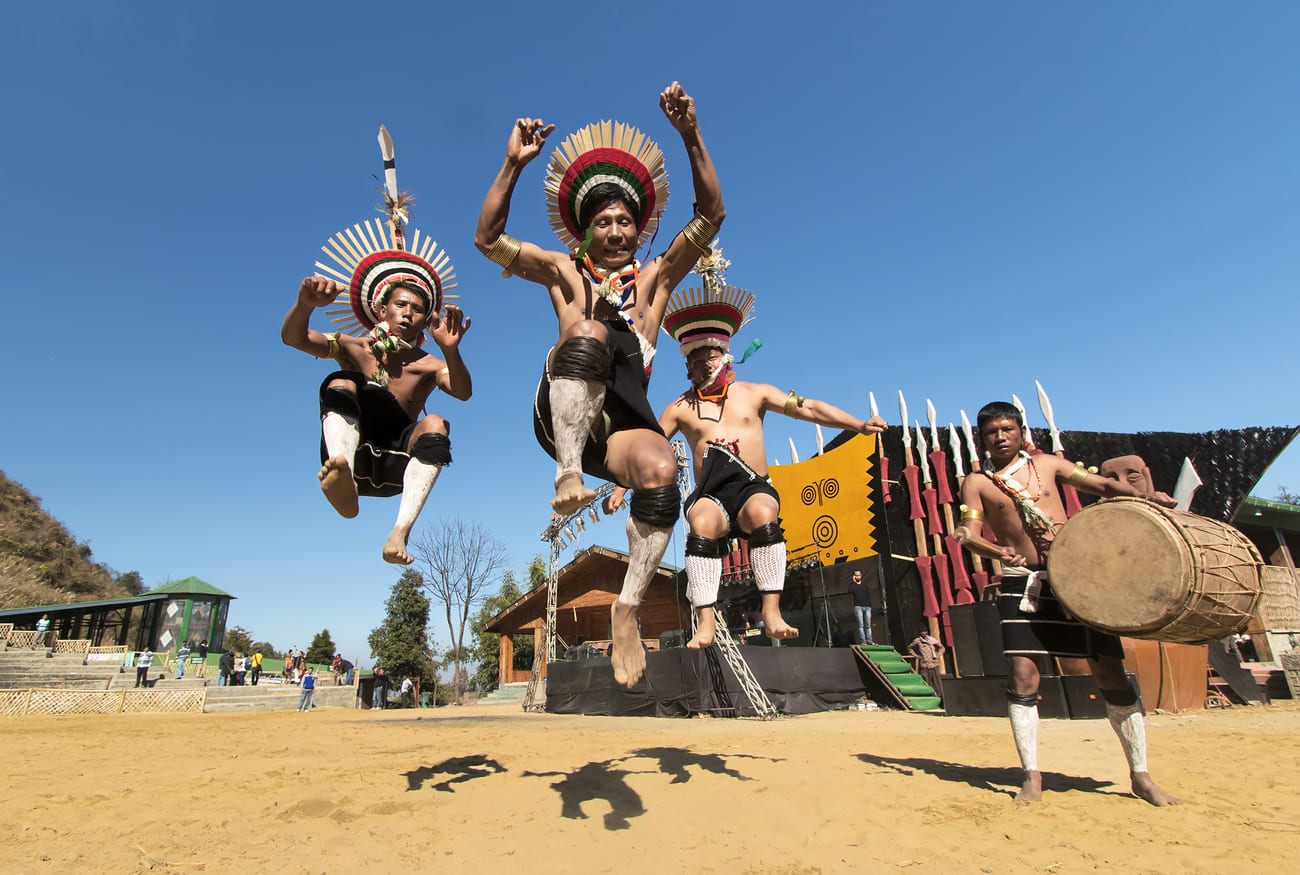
[959,504,984,522]
[783,391,806,418]
[681,212,720,252]
[485,233,521,274]
[1066,464,1090,487]
[435,367,450,388]
[324,333,340,359]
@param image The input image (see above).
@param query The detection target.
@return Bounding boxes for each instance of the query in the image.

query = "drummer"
[953,401,1178,806]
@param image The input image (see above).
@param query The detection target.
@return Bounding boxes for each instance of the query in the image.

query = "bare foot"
[1131,772,1179,806]
[610,601,646,688]
[762,596,799,641]
[552,472,597,516]
[382,530,414,565]
[686,608,716,649]
[1016,769,1042,802]
[319,457,359,519]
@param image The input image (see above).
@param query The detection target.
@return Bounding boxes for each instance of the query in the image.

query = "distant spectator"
[32,614,51,649]
[907,629,945,696]
[400,675,415,708]
[332,654,343,686]
[218,650,234,687]
[250,651,263,686]
[340,657,354,686]
[295,650,307,681]
[135,648,154,688]
[372,668,389,710]
[176,642,192,679]
[297,668,317,712]
[197,640,209,678]
[234,653,247,686]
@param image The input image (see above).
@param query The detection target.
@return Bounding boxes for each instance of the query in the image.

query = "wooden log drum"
[1045,497,1263,644]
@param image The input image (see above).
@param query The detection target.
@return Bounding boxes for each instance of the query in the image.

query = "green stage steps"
[851,645,943,711]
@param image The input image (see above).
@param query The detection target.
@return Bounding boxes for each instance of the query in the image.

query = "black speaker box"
[948,604,983,677]
[973,600,1008,676]
[946,601,1007,678]
[1060,672,1142,720]
[659,629,688,650]
[940,675,1068,719]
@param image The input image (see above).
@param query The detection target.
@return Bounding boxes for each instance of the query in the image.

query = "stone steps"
[478,681,529,705]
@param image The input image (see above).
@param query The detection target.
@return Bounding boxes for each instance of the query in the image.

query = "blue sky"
[1,3,1295,667]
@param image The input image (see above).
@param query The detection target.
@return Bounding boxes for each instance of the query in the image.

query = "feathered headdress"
[544,120,669,254]
[662,245,755,356]
[314,126,457,337]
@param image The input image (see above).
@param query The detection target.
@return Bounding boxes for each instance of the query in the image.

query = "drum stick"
[952,530,1014,563]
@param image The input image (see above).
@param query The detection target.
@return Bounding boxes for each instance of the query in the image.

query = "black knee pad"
[410,433,452,466]
[1100,683,1138,707]
[320,386,360,419]
[686,534,723,558]
[630,484,680,528]
[551,335,610,381]
[1005,689,1039,707]
[746,521,785,548]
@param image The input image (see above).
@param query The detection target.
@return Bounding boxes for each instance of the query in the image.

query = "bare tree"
[410,518,510,704]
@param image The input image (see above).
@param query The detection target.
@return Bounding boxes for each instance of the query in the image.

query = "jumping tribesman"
[282,127,472,565]
[953,401,1178,805]
[474,82,724,688]
[611,264,885,648]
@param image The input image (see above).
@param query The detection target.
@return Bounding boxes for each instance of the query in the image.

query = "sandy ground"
[3,701,1299,874]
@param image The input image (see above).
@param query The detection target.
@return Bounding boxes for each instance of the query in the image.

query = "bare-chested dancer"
[281,276,471,564]
[953,401,1178,806]
[474,82,724,687]
[613,285,885,648]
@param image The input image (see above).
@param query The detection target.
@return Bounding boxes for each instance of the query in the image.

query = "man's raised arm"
[652,82,727,296]
[281,277,344,357]
[1049,456,1177,507]
[759,385,886,436]
[428,304,473,401]
[474,118,560,285]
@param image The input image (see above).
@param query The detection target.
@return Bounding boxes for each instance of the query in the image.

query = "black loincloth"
[684,443,780,537]
[999,572,1125,660]
[532,319,663,485]
[319,371,417,498]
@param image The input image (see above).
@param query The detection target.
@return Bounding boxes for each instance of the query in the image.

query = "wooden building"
[483,546,687,685]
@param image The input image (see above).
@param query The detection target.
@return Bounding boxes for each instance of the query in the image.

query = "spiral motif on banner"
[812,514,838,548]
[801,477,841,507]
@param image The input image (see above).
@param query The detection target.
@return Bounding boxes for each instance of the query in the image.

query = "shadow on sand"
[402,754,507,792]
[522,746,781,830]
[855,752,1121,799]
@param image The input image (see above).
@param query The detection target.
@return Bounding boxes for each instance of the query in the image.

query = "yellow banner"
[767,433,878,564]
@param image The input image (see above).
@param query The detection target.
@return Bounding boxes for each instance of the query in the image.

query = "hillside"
[0,471,133,610]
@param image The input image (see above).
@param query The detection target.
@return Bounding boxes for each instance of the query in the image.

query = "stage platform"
[545,646,881,718]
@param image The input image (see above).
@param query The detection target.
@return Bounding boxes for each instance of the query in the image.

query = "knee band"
[551,336,610,381]
[410,433,452,466]
[320,386,361,419]
[746,521,785,548]
[686,534,722,558]
[1100,683,1138,707]
[1006,689,1039,707]
[630,484,680,528]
